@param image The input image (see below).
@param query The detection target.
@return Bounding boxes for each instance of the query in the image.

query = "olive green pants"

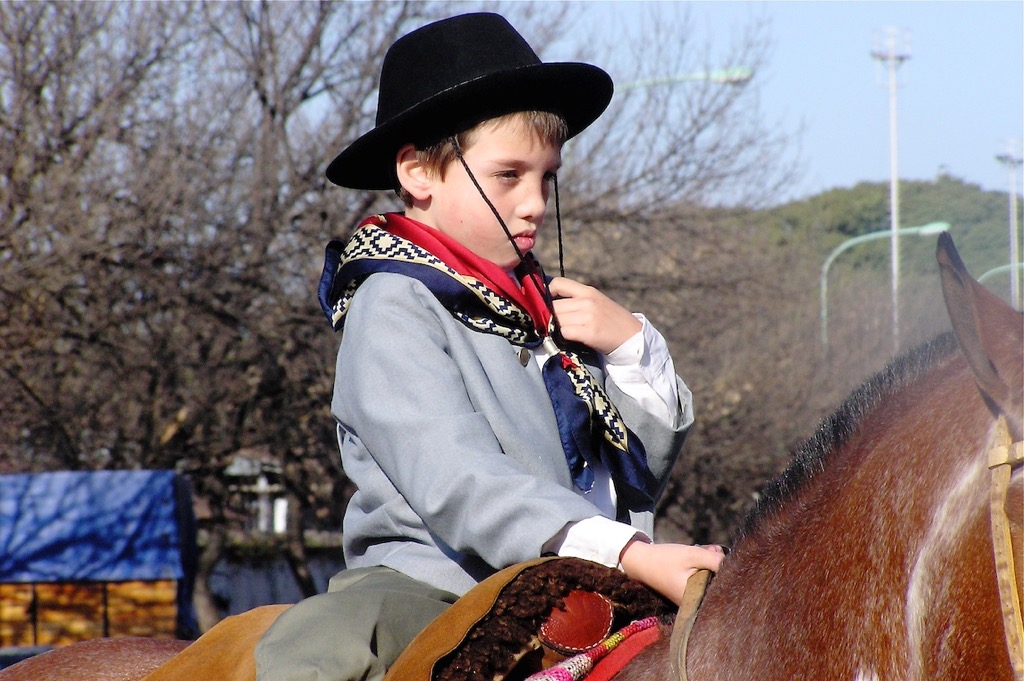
[254,566,458,681]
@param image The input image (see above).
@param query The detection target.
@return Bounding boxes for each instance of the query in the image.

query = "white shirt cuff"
[542,516,648,569]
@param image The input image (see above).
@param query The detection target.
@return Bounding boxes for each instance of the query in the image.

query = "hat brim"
[326,62,613,190]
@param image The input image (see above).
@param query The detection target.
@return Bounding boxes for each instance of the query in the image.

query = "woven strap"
[525,617,661,681]
[988,416,1024,680]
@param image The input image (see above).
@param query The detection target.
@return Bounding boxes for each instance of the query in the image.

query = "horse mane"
[735,331,960,541]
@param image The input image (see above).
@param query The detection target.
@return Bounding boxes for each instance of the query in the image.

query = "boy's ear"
[396,144,432,201]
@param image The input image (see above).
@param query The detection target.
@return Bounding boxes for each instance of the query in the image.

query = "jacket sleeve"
[602,314,693,496]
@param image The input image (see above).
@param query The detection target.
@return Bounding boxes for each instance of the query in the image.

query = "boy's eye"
[492,169,557,185]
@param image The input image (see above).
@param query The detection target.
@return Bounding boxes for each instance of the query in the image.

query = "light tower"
[871,26,911,354]
[995,142,1023,309]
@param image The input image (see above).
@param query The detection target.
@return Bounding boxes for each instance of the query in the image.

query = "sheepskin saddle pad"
[384,556,676,681]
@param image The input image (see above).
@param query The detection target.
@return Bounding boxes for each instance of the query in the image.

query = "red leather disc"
[539,589,615,655]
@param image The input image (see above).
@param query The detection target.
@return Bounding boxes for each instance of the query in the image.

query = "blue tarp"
[0,470,199,637]
[0,470,193,582]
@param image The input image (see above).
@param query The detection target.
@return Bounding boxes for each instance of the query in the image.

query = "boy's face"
[411,119,562,270]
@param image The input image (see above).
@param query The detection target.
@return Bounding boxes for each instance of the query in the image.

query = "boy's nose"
[518,183,548,225]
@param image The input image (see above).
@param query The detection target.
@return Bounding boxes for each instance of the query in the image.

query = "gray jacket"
[332,272,693,595]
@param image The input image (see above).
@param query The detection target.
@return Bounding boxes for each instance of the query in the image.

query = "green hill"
[767,174,1016,284]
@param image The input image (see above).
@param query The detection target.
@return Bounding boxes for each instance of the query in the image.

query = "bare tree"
[556,4,797,218]
[0,1,198,468]
[1,0,802,627]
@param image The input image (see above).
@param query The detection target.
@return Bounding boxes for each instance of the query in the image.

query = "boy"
[255,12,723,681]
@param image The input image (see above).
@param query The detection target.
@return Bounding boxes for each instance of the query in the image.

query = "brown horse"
[1,234,1019,680]
[668,232,1022,679]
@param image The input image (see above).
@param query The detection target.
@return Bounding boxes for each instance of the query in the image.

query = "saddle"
[384,557,677,681]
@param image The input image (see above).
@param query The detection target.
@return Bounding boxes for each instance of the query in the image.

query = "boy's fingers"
[690,546,725,572]
[547,276,588,299]
[697,544,726,555]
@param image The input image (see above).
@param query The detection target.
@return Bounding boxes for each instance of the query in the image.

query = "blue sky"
[566,1,1023,203]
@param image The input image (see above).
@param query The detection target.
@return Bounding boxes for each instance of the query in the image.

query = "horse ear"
[936,232,1024,432]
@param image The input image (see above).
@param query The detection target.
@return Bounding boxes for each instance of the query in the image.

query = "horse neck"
[743,349,991,551]
[687,349,1005,679]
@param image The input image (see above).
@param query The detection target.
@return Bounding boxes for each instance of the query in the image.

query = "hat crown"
[325,12,612,190]
[377,13,541,126]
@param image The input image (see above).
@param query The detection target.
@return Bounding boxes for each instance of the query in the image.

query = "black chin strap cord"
[451,139,567,336]
[451,139,527,263]
[552,173,565,278]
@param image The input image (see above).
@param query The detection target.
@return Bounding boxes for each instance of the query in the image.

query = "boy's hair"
[396,110,568,206]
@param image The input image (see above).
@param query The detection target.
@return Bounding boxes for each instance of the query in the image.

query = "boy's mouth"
[513,232,536,252]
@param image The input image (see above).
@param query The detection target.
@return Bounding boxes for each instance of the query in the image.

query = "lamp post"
[995,145,1023,309]
[820,221,949,354]
[871,27,911,354]
[979,263,1024,289]
[618,67,754,92]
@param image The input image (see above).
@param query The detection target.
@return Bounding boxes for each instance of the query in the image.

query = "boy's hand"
[618,539,725,605]
[547,277,642,355]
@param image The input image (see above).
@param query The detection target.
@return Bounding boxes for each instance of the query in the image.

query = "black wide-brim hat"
[326,12,613,190]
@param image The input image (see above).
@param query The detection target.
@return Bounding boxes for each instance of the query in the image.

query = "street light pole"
[617,67,754,93]
[980,263,1024,289]
[871,27,911,354]
[820,221,949,355]
[995,145,1023,309]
